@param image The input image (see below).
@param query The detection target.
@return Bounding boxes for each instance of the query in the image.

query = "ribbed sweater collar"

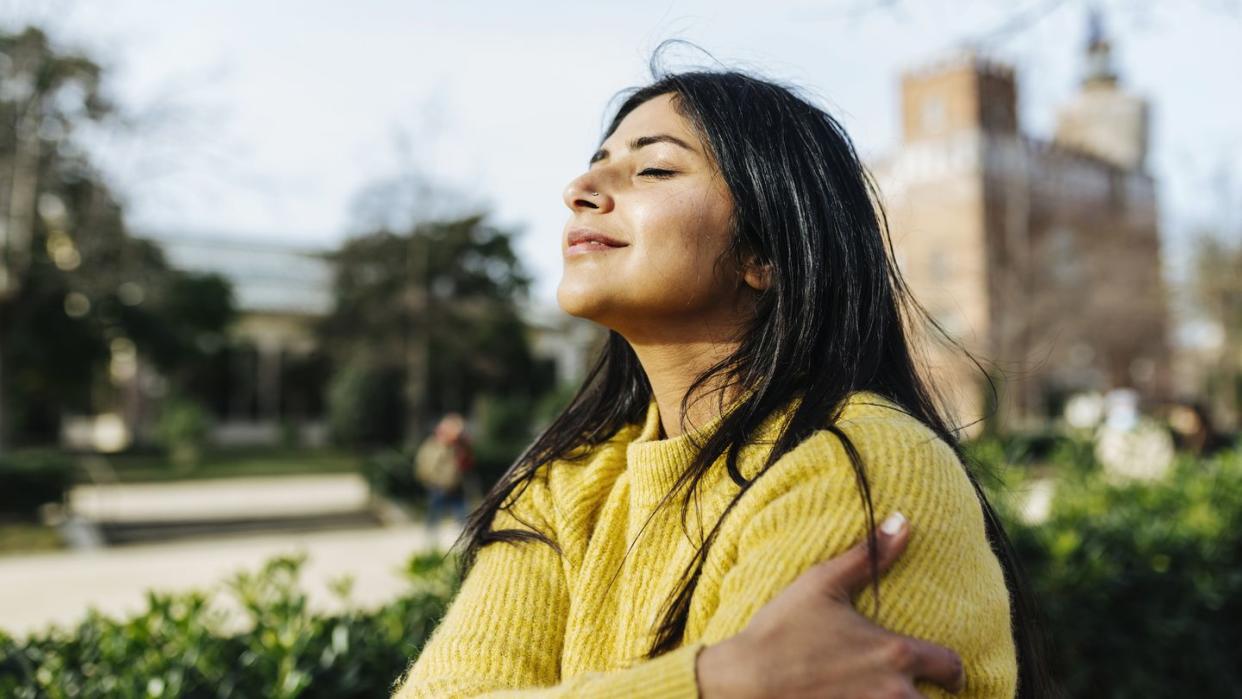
[622,390,901,506]
[625,389,779,506]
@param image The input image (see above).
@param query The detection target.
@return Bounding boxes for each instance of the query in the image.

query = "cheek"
[629,190,736,300]
[557,185,737,322]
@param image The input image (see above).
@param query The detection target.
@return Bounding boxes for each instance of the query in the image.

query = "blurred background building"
[153,233,333,446]
[74,232,602,451]
[873,16,1169,431]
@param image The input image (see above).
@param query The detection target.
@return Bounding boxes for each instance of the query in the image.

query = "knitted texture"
[392,392,1018,697]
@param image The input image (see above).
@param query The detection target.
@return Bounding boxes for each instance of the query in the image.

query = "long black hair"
[454,60,1053,697]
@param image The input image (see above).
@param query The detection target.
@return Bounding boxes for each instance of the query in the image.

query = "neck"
[625,333,744,439]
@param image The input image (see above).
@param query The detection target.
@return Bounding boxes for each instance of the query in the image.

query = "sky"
[3,0,1240,306]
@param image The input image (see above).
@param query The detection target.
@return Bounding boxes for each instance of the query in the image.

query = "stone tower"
[870,19,1169,432]
[1054,11,1151,171]
[901,49,1019,143]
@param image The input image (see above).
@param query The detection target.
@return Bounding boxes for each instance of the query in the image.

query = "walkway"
[2,474,465,639]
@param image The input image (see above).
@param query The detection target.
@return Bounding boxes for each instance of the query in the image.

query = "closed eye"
[638,168,677,179]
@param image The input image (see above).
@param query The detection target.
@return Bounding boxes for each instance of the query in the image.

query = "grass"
[101,447,362,483]
[0,522,63,555]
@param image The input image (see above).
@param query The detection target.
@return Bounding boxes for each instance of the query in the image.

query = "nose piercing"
[591,192,599,197]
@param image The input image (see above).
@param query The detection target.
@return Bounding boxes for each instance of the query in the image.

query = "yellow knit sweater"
[392,392,1017,698]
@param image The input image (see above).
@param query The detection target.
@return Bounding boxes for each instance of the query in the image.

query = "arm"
[697,513,965,699]
[390,471,704,699]
[391,471,567,698]
[395,418,1012,698]
[695,419,1017,698]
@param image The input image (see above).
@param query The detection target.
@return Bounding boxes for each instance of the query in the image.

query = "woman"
[392,67,1047,698]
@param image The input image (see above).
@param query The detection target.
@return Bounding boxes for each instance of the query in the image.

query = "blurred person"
[394,65,1050,698]
[1167,400,1232,458]
[414,413,473,528]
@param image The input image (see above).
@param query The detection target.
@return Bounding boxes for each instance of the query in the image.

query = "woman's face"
[557,93,754,337]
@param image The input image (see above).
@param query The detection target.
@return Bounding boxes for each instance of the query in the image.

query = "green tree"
[319,213,550,448]
[0,26,236,449]
[0,27,106,450]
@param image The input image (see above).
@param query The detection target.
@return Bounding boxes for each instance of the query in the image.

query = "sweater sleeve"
[389,469,705,699]
[695,417,1018,698]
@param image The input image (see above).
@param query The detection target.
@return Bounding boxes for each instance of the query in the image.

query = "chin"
[556,281,621,326]
[556,284,598,319]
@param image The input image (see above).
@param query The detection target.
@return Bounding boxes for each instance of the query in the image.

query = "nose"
[562,172,613,214]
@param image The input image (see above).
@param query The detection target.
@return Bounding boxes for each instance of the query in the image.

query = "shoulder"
[747,392,970,506]
[709,393,1017,693]
[722,391,993,568]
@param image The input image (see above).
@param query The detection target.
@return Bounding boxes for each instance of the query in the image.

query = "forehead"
[606,93,698,146]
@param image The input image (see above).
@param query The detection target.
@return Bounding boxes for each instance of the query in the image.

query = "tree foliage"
[319,213,551,447]
[0,26,235,446]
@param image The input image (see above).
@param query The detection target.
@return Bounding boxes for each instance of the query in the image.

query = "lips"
[566,228,627,248]
[565,228,628,257]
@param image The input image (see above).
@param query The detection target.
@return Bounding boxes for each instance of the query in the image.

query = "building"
[870,18,1169,430]
[136,234,599,448]
[155,233,335,446]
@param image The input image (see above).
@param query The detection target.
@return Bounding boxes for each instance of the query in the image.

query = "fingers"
[871,511,911,573]
[815,511,911,600]
[796,512,966,695]
[856,677,925,699]
[886,635,967,694]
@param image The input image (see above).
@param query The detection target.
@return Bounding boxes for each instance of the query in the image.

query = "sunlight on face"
[557,93,744,338]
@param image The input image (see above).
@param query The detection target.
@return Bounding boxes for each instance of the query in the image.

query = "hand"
[696,512,965,698]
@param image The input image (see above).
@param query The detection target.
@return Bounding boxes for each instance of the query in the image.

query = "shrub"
[0,450,74,520]
[7,441,1242,696]
[154,398,213,471]
[0,551,458,698]
[976,441,1242,697]
[470,392,538,490]
[361,447,420,503]
[325,358,405,449]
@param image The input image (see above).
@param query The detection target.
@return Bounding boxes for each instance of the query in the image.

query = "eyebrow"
[589,134,697,165]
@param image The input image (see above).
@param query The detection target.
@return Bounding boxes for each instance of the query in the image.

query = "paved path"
[4,474,466,639]
[0,522,464,639]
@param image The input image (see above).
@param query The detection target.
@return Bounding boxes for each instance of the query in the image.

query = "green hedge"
[4,443,1241,696]
[973,440,1242,697]
[360,448,421,503]
[0,450,74,520]
[0,553,458,698]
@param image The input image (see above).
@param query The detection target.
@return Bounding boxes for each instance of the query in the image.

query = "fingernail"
[880,511,906,536]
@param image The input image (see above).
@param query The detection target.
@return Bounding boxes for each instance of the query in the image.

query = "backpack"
[414,438,463,490]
